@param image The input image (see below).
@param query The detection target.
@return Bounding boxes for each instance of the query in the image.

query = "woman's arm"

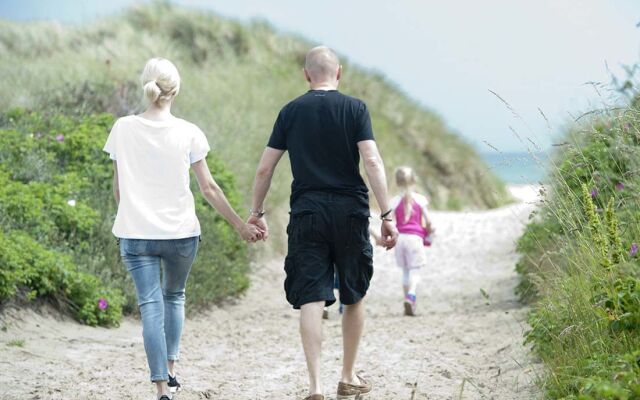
[112,161,120,205]
[191,159,262,242]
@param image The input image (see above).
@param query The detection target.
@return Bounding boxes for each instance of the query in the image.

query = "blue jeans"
[119,236,199,382]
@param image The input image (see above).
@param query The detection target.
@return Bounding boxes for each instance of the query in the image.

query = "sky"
[1,0,639,152]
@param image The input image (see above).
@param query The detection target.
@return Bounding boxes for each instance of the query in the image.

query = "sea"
[481,151,548,184]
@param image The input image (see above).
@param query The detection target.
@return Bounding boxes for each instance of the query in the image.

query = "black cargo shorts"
[284,191,374,309]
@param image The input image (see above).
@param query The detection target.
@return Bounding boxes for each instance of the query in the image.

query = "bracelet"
[380,209,393,220]
[382,217,393,222]
[249,209,266,218]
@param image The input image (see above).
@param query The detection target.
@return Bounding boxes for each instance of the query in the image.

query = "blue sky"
[2,0,639,152]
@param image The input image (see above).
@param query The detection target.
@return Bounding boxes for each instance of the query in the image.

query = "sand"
[1,185,541,399]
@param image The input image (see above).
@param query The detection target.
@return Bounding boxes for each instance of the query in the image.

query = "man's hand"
[238,222,264,243]
[380,220,399,250]
[247,215,269,241]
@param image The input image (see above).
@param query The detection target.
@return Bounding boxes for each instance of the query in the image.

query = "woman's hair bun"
[140,58,181,105]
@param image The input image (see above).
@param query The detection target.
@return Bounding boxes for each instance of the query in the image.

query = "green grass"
[0,3,510,323]
[7,339,25,347]
[516,94,640,398]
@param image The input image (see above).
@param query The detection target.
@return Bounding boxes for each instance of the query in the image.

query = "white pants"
[394,234,427,269]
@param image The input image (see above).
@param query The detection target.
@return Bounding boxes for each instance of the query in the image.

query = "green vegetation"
[516,92,640,398]
[0,3,508,325]
[0,109,247,324]
[0,2,508,225]
[6,339,25,347]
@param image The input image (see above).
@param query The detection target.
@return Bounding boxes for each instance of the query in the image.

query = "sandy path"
[1,186,540,400]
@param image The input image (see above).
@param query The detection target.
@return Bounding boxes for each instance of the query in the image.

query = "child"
[379,166,433,316]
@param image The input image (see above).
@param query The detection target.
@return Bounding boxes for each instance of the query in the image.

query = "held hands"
[380,219,399,250]
[238,222,265,243]
[247,215,269,241]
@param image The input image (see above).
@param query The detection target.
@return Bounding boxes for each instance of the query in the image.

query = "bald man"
[248,46,398,400]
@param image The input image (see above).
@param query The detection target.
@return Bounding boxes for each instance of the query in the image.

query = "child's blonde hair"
[140,57,181,106]
[395,166,419,223]
[395,166,417,188]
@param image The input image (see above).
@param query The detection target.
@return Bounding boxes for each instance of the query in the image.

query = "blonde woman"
[103,58,262,400]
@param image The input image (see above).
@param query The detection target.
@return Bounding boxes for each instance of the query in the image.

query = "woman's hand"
[238,223,264,243]
[247,216,269,240]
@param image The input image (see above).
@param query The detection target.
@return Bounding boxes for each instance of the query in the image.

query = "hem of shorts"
[340,291,368,306]
[293,295,336,310]
[114,231,201,240]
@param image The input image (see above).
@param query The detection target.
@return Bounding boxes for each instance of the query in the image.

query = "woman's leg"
[161,237,199,375]
[122,247,170,397]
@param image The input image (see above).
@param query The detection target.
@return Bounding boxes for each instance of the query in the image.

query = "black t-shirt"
[267,90,375,204]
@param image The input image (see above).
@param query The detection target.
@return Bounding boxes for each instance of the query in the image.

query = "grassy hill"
[0,3,508,226]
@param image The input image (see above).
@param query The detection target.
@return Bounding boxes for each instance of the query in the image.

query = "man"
[248,45,398,400]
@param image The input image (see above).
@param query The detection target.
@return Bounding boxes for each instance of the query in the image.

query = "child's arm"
[369,226,384,246]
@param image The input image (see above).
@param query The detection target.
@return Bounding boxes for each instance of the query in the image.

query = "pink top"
[394,198,428,238]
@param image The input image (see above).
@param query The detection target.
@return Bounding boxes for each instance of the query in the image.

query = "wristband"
[380,209,393,220]
[249,209,266,218]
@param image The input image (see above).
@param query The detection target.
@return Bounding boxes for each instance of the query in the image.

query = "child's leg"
[402,268,411,296]
[402,267,420,296]
[406,268,420,296]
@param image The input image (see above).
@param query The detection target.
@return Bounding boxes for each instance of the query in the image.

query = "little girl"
[387,166,433,316]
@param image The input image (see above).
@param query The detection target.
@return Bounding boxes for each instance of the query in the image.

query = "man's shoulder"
[337,92,367,107]
[282,92,311,109]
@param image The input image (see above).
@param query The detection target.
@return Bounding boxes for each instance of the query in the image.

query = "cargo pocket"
[361,242,374,284]
[347,211,371,248]
[290,209,320,244]
[283,254,298,306]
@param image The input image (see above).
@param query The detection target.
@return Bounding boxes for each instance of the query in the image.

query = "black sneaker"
[168,374,181,393]
[159,396,171,400]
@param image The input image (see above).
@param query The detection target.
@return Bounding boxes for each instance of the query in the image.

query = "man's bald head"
[304,46,341,83]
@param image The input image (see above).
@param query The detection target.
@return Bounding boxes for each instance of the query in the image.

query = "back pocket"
[119,239,149,257]
[290,209,321,243]
[175,237,198,258]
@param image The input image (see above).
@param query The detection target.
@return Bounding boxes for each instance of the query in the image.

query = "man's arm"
[248,147,286,239]
[112,161,120,205]
[357,140,398,250]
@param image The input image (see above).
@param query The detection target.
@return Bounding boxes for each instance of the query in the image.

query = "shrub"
[0,109,250,321]
[0,230,123,326]
[516,103,640,397]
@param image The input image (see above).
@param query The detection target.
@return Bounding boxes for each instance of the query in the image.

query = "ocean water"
[481,151,548,184]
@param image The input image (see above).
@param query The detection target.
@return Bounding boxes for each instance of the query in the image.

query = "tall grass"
[0,3,509,249]
[516,78,640,398]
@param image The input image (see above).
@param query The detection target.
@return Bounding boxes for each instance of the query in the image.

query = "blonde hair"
[140,57,181,105]
[395,166,418,223]
[395,166,417,188]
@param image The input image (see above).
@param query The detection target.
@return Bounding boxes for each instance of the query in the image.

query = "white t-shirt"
[103,115,210,239]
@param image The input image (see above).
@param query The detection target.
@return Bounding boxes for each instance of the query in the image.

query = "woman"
[103,57,262,400]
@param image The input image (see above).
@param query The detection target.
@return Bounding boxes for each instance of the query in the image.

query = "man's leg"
[300,301,326,395]
[341,298,365,384]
